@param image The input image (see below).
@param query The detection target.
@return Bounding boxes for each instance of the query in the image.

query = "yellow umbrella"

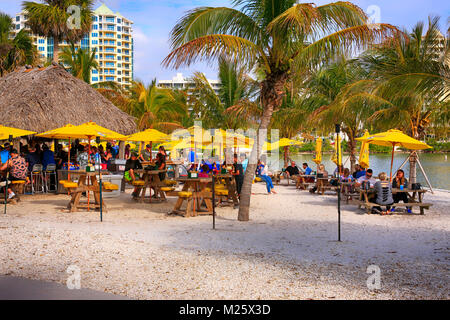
[331,135,342,167]
[126,129,168,143]
[356,129,432,181]
[0,125,36,140]
[358,130,370,169]
[313,137,323,165]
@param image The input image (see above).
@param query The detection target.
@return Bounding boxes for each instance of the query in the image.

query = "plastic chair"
[44,164,57,193]
[31,164,44,194]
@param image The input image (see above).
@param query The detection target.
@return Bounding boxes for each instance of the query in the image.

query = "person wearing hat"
[124,152,143,197]
[139,144,152,162]
[0,149,28,199]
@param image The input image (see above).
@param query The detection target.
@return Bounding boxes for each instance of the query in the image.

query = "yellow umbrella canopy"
[355,129,431,150]
[35,124,78,140]
[0,125,36,140]
[73,122,127,140]
[313,137,323,165]
[358,131,370,169]
[126,129,168,143]
[331,135,342,166]
[356,129,432,180]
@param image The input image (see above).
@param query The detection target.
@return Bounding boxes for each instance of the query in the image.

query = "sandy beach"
[0,182,448,300]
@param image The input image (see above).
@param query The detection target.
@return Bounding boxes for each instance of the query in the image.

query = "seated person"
[352,164,362,179]
[302,162,312,176]
[260,162,276,194]
[124,153,143,197]
[285,161,300,178]
[355,169,376,188]
[41,144,56,170]
[155,146,166,181]
[76,145,89,169]
[355,166,367,179]
[0,143,11,165]
[372,172,394,215]
[55,144,67,170]
[340,168,355,193]
[0,149,28,199]
[25,146,41,172]
[256,160,264,176]
[198,164,210,178]
[392,169,411,213]
[310,164,328,193]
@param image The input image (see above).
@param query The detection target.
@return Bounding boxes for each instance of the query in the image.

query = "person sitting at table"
[355,166,367,179]
[198,164,211,178]
[260,161,276,195]
[355,169,376,188]
[25,146,40,172]
[41,144,55,171]
[391,169,411,214]
[0,149,28,200]
[124,152,143,197]
[0,142,11,165]
[285,161,300,181]
[353,164,363,179]
[372,172,394,215]
[139,144,152,162]
[310,164,328,193]
[340,168,355,193]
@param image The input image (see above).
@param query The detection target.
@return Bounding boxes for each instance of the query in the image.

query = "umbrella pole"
[390,143,395,182]
[67,138,71,195]
[150,141,153,161]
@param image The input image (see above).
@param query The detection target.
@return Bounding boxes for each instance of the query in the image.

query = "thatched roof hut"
[0,63,137,135]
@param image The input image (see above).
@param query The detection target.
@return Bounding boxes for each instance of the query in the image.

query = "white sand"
[0,182,448,300]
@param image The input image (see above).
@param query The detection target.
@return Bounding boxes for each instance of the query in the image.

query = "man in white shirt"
[355,169,377,187]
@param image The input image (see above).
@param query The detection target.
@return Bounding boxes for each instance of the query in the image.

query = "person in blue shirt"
[302,163,312,175]
[25,146,41,172]
[0,143,11,164]
[111,140,120,159]
[355,168,366,179]
[241,155,248,173]
[41,144,55,170]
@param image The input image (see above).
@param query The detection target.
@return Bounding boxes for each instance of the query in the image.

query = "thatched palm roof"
[0,63,137,135]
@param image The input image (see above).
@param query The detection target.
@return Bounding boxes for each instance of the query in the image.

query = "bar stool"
[44,164,57,193]
[31,164,44,194]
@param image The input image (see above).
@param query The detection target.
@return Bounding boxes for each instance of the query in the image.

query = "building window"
[106,17,115,23]
[16,16,20,21]
[92,70,98,74]
[117,19,121,24]
[106,76,114,81]
[92,32,98,37]
[117,26,121,32]
[92,77,99,82]
[16,24,20,30]
[38,39,45,44]
[38,47,45,51]
[92,40,98,45]
[93,16,98,22]
[93,24,98,30]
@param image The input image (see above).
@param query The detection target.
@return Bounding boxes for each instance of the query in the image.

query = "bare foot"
[271,190,277,194]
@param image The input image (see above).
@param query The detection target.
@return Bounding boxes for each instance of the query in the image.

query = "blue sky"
[1,0,449,82]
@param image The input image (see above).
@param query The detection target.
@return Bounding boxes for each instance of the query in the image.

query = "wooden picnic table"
[64,171,111,213]
[296,174,316,190]
[356,187,431,214]
[214,173,239,206]
[171,177,213,217]
[133,169,168,203]
[315,177,334,195]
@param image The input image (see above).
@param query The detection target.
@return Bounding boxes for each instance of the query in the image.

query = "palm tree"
[60,42,98,83]
[163,0,400,221]
[310,58,382,172]
[23,0,93,63]
[360,16,450,184]
[0,12,37,76]
[129,79,190,132]
[189,57,259,129]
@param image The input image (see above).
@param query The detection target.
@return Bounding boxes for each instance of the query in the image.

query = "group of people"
[283,161,412,215]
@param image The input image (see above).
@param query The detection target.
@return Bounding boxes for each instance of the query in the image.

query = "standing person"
[155,146,167,181]
[260,161,276,194]
[231,154,244,197]
[0,149,28,199]
[372,172,394,215]
[76,145,89,169]
[139,144,152,162]
[41,144,55,170]
[392,169,411,213]
[111,141,119,159]
[124,144,131,160]
[55,144,67,170]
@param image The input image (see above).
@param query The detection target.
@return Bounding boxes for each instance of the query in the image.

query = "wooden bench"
[357,201,432,215]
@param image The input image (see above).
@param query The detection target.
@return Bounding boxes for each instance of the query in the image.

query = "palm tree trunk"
[409,151,417,187]
[284,146,289,167]
[238,73,288,221]
[53,39,59,63]
[349,137,356,173]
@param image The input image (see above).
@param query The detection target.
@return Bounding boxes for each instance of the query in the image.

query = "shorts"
[124,171,140,181]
